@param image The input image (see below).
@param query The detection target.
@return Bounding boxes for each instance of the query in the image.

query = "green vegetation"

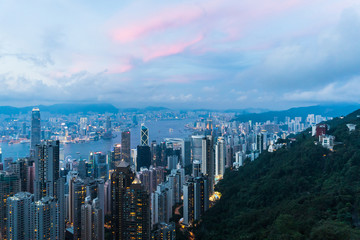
[196,110,360,240]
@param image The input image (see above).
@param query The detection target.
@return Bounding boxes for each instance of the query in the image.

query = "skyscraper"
[123,177,150,240]
[141,123,149,146]
[111,160,135,239]
[136,145,151,171]
[0,171,19,239]
[202,135,214,197]
[34,140,60,201]
[121,130,131,163]
[7,192,34,240]
[81,197,104,240]
[33,196,59,240]
[215,137,226,177]
[30,107,41,155]
[72,179,86,240]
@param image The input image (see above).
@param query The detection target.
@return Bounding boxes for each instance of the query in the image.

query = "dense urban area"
[0,104,344,240]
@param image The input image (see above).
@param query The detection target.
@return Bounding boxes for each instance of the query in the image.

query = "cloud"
[0,0,360,109]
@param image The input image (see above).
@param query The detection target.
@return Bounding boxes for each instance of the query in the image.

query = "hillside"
[196,109,360,240]
[233,104,360,123]
[0,103,119,115]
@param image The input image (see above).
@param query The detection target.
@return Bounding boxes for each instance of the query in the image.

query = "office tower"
[138,167,151,194]
[140,123,149,146]
[93,152,108,180]
[123,177,150,240]
[30,107,41,155]
[34,140,60,201]
[152,222,176,240]
[202,135,214,197]
[72,179,86,240]
[113,144,121,162]
[136,145,151,171]
[183,180,195,226]
[7,192,34,240]
[0,148,2,166]
[86,179,105,213]
[215,137,226,177]
[81,197,104,240]
[192,160,201,178]
[33,196,59,240]
[121,130,131,163]
[111,160,135,239]
[183,138,191,166]
[0,171,19,239]
[104,180,111,215]
[191,135,204,162]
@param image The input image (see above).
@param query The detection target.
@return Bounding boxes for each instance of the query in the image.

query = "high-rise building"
[192,160,201,178]
[191,135,204,162]
[183,180,195,226]
[10,158,30,192]
[111,160,135,239]
[151,183,172,226]
[7,192,34,240]
[30,107,41,155]
[141,123,149,146]
[201,135,214,197]
[194,176,209,221]
[136,145,151,171]
[121,130,131,163]
[215,137,226,177]
[72,179,86,240]
[0,171,19,239]
[111,160,150,240]
[151,222,176,240]
[33,196,59,240]
[113,144,121,163]
[81,197,104,240]
[34,140,60,201]
[123,177,150,240]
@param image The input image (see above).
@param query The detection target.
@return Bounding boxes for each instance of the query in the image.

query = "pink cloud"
[142,34,204,62]
[110,5,204,43]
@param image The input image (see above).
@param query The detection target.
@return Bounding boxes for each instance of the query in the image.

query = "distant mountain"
[197,109,360,240]
[233,104,360,123]
[0,103,119,115]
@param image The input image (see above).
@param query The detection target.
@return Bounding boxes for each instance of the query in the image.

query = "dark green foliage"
[196,110,360,240]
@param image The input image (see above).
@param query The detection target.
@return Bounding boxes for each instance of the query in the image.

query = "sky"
[0,0,360,110]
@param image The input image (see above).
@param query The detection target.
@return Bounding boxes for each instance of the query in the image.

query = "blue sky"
[0,0,360,109]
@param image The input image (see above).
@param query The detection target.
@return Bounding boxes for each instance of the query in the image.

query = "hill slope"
[197,109,360,240]
[233,104,360,123]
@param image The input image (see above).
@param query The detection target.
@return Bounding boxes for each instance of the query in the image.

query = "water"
[0,119,195,161]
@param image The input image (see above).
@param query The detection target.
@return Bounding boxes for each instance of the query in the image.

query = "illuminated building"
[123,177,150,240]
[151,183,172,226]
[183,180,195,226]
[81,197,104,240]
[33,196,59,240]
[113,144,121,163]
[111,160,135,239]
[192,160,201,178]
[0,171,20,239]
[34,140,60,201]
[202,135,214,197]
[72,179,86,240]
[121,130,131,163]
[151,222,176,240]
[7,192,34,240]
[141,123,149,146]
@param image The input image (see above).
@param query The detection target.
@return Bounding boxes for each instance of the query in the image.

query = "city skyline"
[1,1,360,109]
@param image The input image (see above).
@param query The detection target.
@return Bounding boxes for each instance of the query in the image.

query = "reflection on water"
[0,119,195,160]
